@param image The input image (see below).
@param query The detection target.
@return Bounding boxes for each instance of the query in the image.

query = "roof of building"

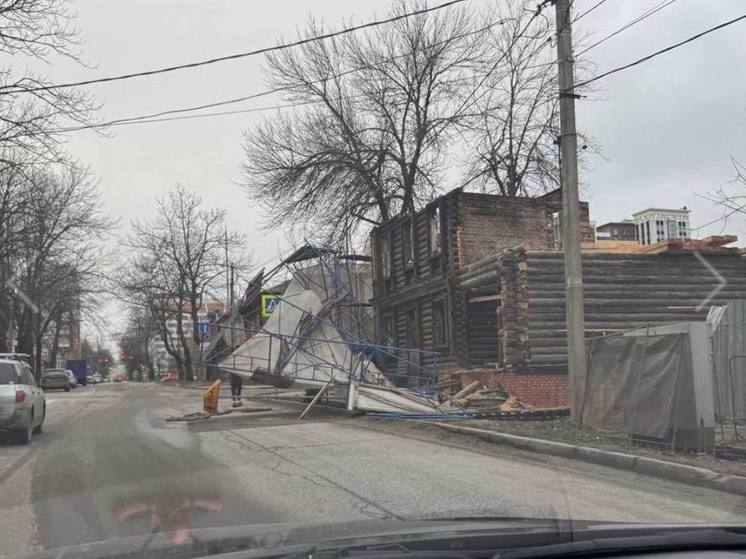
[632,207,690,217]
[596,221,637,229]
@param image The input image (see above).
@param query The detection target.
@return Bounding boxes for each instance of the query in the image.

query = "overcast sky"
[32,0,746,344]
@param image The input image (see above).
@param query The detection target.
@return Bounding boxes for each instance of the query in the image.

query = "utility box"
[583,321,716,452]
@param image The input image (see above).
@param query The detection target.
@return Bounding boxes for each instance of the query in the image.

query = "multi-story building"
[632,207,691,245]
[149,299,226,375]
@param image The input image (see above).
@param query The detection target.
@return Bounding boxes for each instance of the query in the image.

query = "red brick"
[449,368,569,409]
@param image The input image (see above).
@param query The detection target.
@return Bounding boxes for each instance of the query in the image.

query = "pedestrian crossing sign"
[261,294,280,318]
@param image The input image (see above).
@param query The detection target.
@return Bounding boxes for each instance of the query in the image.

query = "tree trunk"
[48,317,63,368]
[0,285,12,353]
[15,307,33,356]
[34,326,43,381]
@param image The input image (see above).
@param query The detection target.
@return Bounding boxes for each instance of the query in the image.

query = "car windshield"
[3,1,746,558]
[0,363,16,385]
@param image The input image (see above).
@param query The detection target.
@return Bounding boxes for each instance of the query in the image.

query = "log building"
[370,186,746,406]
[369,187,593,385]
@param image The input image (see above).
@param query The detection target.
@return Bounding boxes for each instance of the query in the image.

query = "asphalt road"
[2,382,746,557]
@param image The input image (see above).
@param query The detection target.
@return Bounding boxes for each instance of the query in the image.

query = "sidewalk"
[414,418,746,496]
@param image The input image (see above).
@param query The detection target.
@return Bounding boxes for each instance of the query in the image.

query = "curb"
[427,422,746,497]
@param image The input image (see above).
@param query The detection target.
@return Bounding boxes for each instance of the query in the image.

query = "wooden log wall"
[455,246,525,368]
[523,250,746,371]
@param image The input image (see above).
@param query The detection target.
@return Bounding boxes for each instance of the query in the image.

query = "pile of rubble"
[450,380,534,414]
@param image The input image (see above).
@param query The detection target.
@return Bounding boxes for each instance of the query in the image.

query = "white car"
[0,359,46,444]
[64,369,78,389]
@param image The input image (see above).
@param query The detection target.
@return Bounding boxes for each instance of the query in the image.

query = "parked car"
[0,358,46,444]
[86,374,96,384]
[93,373,103,383]
[41,369,73,392]
[64,369,78,389]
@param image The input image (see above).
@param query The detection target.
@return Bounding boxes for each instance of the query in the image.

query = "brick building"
[369,187,593,388]
[595,220,637,241]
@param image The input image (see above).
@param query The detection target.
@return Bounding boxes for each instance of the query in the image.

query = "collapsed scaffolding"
[205,245,449,414]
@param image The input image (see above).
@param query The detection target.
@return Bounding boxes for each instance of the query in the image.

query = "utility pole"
[229,263,235,307]
[554,0,587,423]
[224,228,230,313]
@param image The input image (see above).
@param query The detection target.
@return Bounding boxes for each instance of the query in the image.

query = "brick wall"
[450,368,569,409]
[457,192,593,267]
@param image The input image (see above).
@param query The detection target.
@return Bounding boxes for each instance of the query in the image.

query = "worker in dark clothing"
[230,373,243,407]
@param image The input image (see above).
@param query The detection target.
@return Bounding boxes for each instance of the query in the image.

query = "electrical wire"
[447,3,548,123]
[0,0,466,95]
[572,13,746,90]
[573,0,610,23]
[526,0,680,71]
[50,19,509,133]
[575,0,680,58]
[50,102,307,133]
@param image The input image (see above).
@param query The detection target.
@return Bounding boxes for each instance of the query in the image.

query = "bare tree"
[123,186,246,381]
[0,0,97,163]
[243,0,481,246]
[9,162,109,373]
[116,255,188,379]
[460,1,559,196]
[0,156,33,350]
[461,0,600,197]
[0,0,100,353]
[699,157,746,233]
[118,307,158,380]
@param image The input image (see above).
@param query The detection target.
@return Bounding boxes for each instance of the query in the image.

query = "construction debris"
[166,407,272,422]
[452,383,534,413]
[583,234,739,255]
[452,380,482,400]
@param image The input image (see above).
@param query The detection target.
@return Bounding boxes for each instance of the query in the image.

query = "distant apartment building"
[633,207,691,245]
[595,220,638,242]
[149,299,226,374]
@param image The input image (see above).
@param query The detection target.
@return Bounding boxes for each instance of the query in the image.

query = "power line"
[50,102,306,133]
[573,13,746,90]
[51,19,508,133]
[573,0,610,23]
[526,0,679,71]
[0,0,466,95]
[575,0,679,58]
